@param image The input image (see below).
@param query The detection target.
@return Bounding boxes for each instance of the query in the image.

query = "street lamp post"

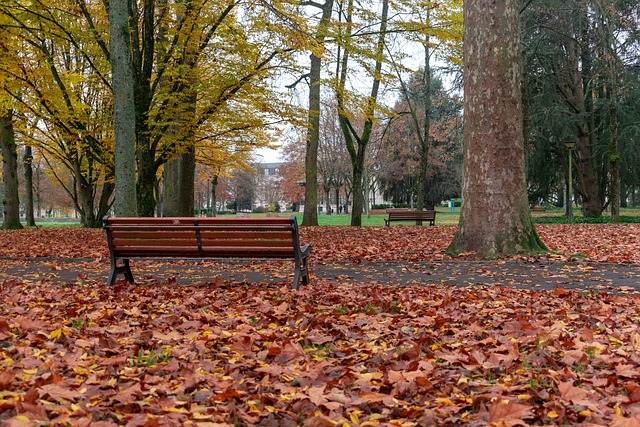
[564,141,576,223]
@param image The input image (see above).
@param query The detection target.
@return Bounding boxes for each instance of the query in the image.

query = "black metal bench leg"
[108,258,134,285]
[293,260,302,290]
[301,256,310,286]
[292,255,310,290]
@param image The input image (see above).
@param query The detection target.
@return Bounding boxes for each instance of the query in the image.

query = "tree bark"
[446,0,546,257]
[22,145,36,226]
[302,0,334,227]
[211,175,218,216]
[1,111,23,230]
[416,10,431,213]
[109,0,138,216]
[163,145,196,216]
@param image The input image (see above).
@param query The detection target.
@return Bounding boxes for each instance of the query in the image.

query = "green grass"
[9,207,640,229]
[288,211,462,226]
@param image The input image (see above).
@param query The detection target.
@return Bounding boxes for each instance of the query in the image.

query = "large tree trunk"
[109,0,138,216]
[22,145,36,226]
[416,11,431,213]
[136,150,157,216]
[211,175,218,217]
[302,0,334,227]
[163,146,196,216]
[349,146,366,225]
[302,50,321,226]
[447,0,546,257]
[73,159,99,227]
[1,111,23,230]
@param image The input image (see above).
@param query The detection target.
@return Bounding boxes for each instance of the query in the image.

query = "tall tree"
[110,0,138,216]
[334,0,389,226]
[447,0,546,257]
[301,0,335,226]
[1,110,22,230]
[2,0,119,226]
[22,145,35,226]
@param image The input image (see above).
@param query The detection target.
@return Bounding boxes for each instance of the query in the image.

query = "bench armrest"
[300,244,312,257]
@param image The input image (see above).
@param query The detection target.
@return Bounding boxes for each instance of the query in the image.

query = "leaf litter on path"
[1,224,640,425]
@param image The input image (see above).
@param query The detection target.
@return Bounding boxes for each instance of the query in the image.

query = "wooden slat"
[112,238,198,248]
[201,246,294,257]
[111,230,197,239]
[388,213,435,219]
[198,230,293,240]
[106,217,292,226]
[114,246,293,258]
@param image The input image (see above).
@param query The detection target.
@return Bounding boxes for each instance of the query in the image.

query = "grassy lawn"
[11,207,640,228]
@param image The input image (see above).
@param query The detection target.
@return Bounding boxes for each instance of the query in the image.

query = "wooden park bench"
[103,216,311,289]
[531,205,546,212]
[384,209,437,226]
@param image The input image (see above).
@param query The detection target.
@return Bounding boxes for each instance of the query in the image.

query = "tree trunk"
[109,0,138,216]
[136,150,157,216]
[577,4,603,218]
[1,111,23,230]
[350,147,366,225]
[302,0,334,227]
[73,159,99,227]
[446,0,546,257]
[211,175,218,217]
[163,145,196,216]
[22,145,36,226]
[337,0,388,226]
[416,12,431,213]
[601,6,620,223]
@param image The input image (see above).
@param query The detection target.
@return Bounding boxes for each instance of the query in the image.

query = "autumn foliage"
[1,224,640,426]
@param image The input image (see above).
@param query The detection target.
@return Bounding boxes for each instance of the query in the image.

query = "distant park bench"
[531,206,546,212]
[103,216,311,289]
[384,209,437,226]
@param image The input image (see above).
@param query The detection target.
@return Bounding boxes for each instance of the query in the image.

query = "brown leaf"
[38,383,78,403]
[488,400,533,424]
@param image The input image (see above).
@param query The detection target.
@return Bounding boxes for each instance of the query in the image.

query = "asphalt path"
[1,257,639,293]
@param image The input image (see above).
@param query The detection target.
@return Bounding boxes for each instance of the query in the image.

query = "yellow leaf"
[457,376,469,384]
[15,415,31,422]
[192,413,212,419]
[49,328,62,339]
[517,394,531,400]
[350,412,361,425]
[610,337,624,346]
[434,397,455,406]
[579,409,591,417]
[547,411,559,418]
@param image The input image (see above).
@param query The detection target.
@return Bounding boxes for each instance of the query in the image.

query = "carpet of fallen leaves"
[2,224,640,426]
[1,224,639,263]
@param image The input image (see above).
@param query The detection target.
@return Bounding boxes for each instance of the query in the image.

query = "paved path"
[1,257,639,293]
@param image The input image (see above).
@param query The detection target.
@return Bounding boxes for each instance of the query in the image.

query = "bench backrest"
[387,210,436,220]
[103,216,302,259]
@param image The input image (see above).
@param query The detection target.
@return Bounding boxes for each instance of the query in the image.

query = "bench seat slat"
[106,217,293,226]
[110,231,294,241]
[114,246,294,257]
[112,240,294,249]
